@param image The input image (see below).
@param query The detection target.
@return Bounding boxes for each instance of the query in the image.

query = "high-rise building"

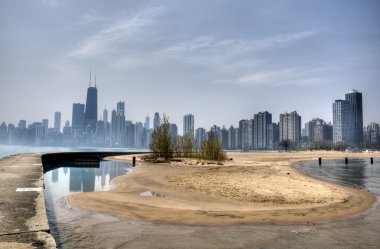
[54,112,61,133]
[253,111,272,150]
[227,126,238,150]
[125,121,135,147]
[103,108,108,123]
[18,120,26,129]
[42,119,48,138]
[195,127,206,149]
[84,76,98,134]
[134,122,144,148]
[114,101,125,146]
[333,100,353,145]
[72,103,85,137]
[0,122,7,142]
[279,111,301,145]
[183,114,194,136]
[314,119,333,143]
[267,123,279,150]
[345,89,363,147]
[144,116,150,130]
[153,112,160,130]
[239,119,253,150]
[363,122,379,147]
[170,123,178,138]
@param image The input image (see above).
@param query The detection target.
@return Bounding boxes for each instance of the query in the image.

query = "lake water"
[40,156,380,248]
[296,158,380,195]
[0,144,146,158]
[44,160,132,247]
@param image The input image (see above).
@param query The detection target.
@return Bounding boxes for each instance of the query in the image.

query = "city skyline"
[1,0,379,128]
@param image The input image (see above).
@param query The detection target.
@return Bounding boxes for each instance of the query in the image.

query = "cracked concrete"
[0,154,56,248]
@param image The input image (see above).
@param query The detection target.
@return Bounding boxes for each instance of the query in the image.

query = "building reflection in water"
[65,160,130,193]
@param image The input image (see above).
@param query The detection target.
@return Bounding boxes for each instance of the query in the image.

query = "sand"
[68,151,379,225]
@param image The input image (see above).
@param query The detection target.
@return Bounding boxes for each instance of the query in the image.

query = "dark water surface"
[44,158,380,249]
[44,160,132,247]
[296,158,380,195]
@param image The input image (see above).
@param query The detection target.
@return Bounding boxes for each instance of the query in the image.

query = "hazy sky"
[1,0,379,132]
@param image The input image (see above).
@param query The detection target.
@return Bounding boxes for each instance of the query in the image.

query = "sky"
[1,0,379,133]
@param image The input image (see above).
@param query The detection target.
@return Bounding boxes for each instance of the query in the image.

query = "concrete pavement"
[0,153,56,248]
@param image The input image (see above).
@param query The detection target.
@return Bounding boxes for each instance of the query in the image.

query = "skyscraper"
[195,127,206,148]
[153,112,160,130]
[114,101,125,146]
[42,119,48,138]
[18,120,26,129]
[144,116,150,130]
[239,119,253,150]
[54,111,61,133]
[279,111,301,145]
[170,123,178,138]
[84,75,98,134]
[103,108,108,123]
[72,103,85,137]
[345,89,363,147]
[183,114,194,136]
[253,111,272,149]
[333,99,353,145]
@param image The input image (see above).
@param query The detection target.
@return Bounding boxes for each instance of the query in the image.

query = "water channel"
[44,160,132,247]
[43,158,380,248]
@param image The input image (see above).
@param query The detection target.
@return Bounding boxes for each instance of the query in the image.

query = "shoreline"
[68,151,378,225]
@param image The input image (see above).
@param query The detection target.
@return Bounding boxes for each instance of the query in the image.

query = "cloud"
[68,6,165,60]
[215,66,340,87]
[152,30,317,72]
[159,31,316,58]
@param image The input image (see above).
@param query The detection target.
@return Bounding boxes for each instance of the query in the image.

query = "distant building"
[227,126,238,150]
[183,114,194,137]
[42,119,49,138]
[103,108,108,123]
[239,119,253,150]
[279,111,301,145]
[267,123,279,150]
[125,121,135,147]
[134,122,144,148]
[253,111,272,150]
[333,100,353,145]
[195,127,206,149]
[170,123,178,138]
[84,80,98,134]
[345,89,363,147]
[29,122,45,145]
[18,120,26,129]
[220,126,229,149]
[144,116,150,130]
[153,112,160,130]
[364,122,379,147]
[114,101,125,146]
[54,112,61,133]
[72,103,85,138]
[0,122,7,142]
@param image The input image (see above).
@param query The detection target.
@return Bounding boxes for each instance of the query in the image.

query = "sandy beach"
[68,151,379,225]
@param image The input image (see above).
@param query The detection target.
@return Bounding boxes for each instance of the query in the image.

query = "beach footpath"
[0,153,56,249]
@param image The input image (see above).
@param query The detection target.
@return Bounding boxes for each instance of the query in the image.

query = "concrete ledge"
[0,154,56,249]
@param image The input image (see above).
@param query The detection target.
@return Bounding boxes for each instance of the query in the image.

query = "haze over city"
[1,0,379,129]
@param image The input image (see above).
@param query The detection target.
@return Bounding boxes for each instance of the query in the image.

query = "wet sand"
[68,151,378,225]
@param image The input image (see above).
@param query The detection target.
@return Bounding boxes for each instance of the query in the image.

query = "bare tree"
[201,131,227,161]
[279,139,291,152]
[149,114,175,160]
[181,133,194,158]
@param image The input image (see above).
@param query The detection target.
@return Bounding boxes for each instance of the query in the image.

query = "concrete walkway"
[0,154,56,248]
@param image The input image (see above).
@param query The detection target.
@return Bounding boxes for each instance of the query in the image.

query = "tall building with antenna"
[84,72,98,134]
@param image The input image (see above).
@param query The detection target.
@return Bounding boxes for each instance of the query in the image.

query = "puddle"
[139,191,165,197]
